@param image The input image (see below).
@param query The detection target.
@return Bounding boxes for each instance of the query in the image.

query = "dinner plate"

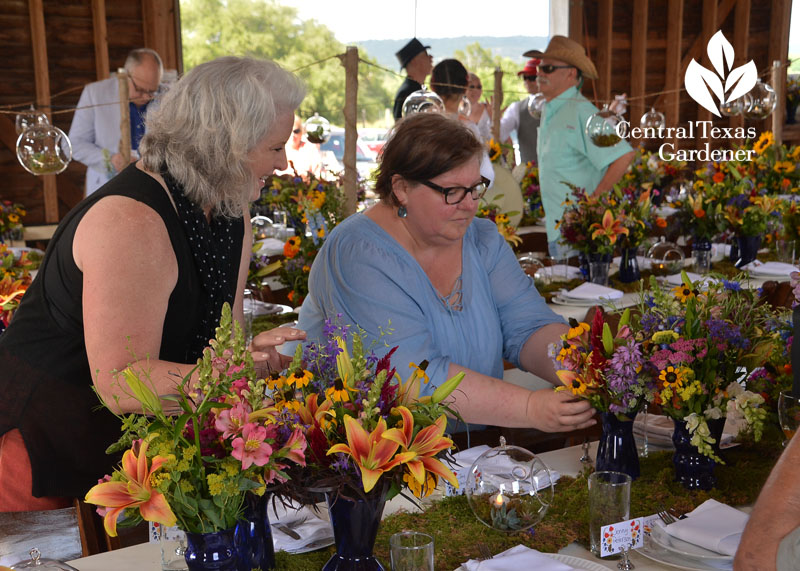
[637,534,732,570]
[650,524,733,562]
[455,552,611,570]
[244,299,293,317]
[550,295,607,307]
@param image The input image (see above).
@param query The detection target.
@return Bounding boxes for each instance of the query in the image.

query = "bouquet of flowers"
[0,200,26,242]
[476,195,522,247]
[787,74,800,109]
[615,187,665,250]
[0,244,40,333]
[267,316,464,504]
[722,189,782,237]
[632,273,771,460]
[672,178,726,242]
[557,184,627,255]
[736,132,800,195]
[550,309,651,418]
[85,304,308,535]
[255,173,346,305]
[517,161,544,226]
[618,147,687,200]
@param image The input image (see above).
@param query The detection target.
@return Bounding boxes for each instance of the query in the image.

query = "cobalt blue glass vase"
[735,235,762,268]
[672,417,726,491]
[595,412,640,480]
[323,485,388,571]
[185,527,241,571]
[618,247,641,283]
[235,494,275,571]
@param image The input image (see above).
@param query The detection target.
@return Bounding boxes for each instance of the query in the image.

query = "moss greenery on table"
[274,436,783,570]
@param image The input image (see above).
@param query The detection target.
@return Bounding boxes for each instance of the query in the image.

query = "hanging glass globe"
[646,237,685,276]
[640,107,665,130]
[16,123,72,176]
[586,103,623,147]
[304,112,331,144]
[464,436,554,532]
[402,87,444,117]
[743,81,777,120]
[15,106,49,135]
[459,95,471,117]
[527,92,546,119]
[720,96,745,117]
[250,215,274,241]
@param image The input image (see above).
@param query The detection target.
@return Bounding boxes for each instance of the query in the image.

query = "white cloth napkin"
[663,499,749,556]
[562,282,624,301]
[741,260,799,277]
[462,545,575,570]
[268,503,333,554]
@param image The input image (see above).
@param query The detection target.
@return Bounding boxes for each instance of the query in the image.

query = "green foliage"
[180,0,393,125]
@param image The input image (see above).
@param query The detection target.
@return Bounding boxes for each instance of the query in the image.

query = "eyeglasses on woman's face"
[537,64,574,75]
[418,177,490,205]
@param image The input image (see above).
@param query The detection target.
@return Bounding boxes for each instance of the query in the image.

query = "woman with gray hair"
[0,56,306,510]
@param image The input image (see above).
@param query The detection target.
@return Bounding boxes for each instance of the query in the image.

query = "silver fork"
[658,510,676,525]
[477,543,493,560]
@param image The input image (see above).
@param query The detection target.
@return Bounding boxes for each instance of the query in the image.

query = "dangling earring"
[397,205,407,218]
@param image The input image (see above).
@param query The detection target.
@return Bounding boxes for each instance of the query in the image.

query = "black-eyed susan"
[566,318,590,339]
[325,377,351,403]
[672,283,695,303]
[409,361,430,384]
[316,226,326,238]
[556,370,588,395]
[283,236,301,259]
[659,365,686,389]
[267,371,286,391]
[288,368,313,389]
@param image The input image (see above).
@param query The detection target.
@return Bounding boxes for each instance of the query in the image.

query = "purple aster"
[722,279,742,291]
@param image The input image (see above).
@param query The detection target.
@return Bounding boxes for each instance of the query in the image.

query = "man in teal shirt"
[525,36,634,257]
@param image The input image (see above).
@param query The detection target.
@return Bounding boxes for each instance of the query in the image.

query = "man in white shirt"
[498,59,541,165]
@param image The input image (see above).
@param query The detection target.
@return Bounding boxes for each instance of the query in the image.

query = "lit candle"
[492,492,505,507]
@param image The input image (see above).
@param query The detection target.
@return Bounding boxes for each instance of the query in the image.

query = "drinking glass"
[778,391,800,447]
[390,531,434,571]
[152,523,188,570]
[588,471,631,558]
[776,239,796,265]
[243,289,256,346]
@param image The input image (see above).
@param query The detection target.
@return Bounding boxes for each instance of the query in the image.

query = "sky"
[276,0,551,42]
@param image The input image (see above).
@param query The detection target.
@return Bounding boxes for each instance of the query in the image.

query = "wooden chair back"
[0,505,84,566]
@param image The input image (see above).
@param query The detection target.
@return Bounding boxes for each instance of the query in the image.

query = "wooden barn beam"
[28,0,58,223]
[665,0,684,142]
[696,0,718,150]
[631,0,649,126]
[142,0,181,72]
[0,115,17,153]
[569,0,584,43]
[729,0,751,141]
[91,0,109,79]
[596,0,613,104]
[769,0,792,139]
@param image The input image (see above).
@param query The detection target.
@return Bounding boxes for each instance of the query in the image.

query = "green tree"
[180,0,393,125]
[454,42,530,113]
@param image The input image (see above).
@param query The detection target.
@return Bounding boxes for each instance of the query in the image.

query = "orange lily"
[327,416,413,493]
[84,440,176,536]
[296,393,334,428]
[589,209,628,245]
[383,407,458,488]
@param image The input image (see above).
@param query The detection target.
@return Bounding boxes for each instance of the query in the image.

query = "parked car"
[358,127,389,157]
[320,128,378,182]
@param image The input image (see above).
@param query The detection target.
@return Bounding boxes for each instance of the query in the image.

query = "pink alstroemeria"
[214,402,251,439]
[84,440,176,537]
[279,428,308,466]
[231,423,273,469]
[328,416,413,493]
[383,407,458,488]
[590,209,629,245]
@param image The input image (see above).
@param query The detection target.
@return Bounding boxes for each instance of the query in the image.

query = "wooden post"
[342,46,358,217]
[596,0,613,104]
[773,60,785,144]
[696,0,717,151]
[730,0,751,145]
[492,67,503,141]
[665,0,684,152]
[630,0,648,127]
[117,69,131,165]
[91,0,109,80]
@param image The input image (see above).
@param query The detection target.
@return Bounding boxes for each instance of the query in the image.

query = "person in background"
[279,114,322,179]
[466,72,492,143]
[69,48,163,196]
[293,113,596,436]
[392,38,434,121]
[0,56,306,511]
[498,58,541,165]
[526,36,634,258]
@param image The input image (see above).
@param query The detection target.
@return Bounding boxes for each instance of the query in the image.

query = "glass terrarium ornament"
[640,107,665,130]
[720,96,745,117]
[459,95,471,117]
[586,103,623,147]
[16,121,72,176]
[304,112,331,144]
[527,92,546,119]
[250,215,273,240]
[10,547,80,570]
[15,105,49,135]
[743,81,777,120]
[464,436,554,532]
[402,87,444,117]
[646,237,685,276]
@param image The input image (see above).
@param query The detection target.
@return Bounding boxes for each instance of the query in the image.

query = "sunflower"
[487,139,502,162]
[672,283,695,303]
[753,131,774,155]
[659,365,686,389]
[404,469,438,498]
[288,368,313,388]
[495,213,509,225]
[325,377,350,403]
[774,161,796,174]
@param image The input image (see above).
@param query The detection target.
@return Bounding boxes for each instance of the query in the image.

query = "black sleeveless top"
[0,164,244,498]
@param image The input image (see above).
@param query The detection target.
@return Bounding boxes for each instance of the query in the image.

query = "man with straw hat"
[524,35,634,258]
[498,58,541,165]
[393,38,434,121]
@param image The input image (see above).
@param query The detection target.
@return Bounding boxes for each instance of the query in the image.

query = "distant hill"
[352,36,549,71]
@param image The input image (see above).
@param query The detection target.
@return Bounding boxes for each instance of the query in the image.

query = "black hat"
[395,38,430,69]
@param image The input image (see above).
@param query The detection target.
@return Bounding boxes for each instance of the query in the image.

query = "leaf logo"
[684,30,758,117]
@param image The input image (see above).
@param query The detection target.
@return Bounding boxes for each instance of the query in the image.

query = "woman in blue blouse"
[296,113,595,433]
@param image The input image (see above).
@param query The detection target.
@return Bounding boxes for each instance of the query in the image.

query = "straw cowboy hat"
[524,35,598,80]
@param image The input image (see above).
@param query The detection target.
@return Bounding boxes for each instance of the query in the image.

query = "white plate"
[551,295,605,308]
[244,299,293,317]
[650,525,733,562]
[637,534,733,570]
[456,552,611,570]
